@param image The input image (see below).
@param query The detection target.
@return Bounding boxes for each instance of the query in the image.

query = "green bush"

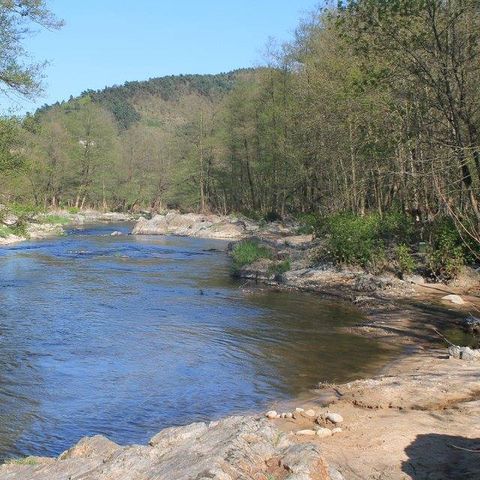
[295,212,319,235]
[426,218,466,281]
[320,213,385,268]
[67,207,80,214]
[394,243,416,276]
[379,210,416,244]
[231,240,272,271]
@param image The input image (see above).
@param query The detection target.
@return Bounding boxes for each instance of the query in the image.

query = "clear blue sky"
[5,0,320,115]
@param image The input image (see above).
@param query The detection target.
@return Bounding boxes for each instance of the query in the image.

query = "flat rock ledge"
[132,212,252,240]
[0,416,339,480]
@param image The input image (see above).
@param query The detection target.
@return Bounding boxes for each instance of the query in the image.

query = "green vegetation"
[394,244,416,277]
[5,457,38,466]
[0,225,13,238]
[0,1,477,278]
[41,214,69,225]
[231,241,272,271]
[268,259,291,277]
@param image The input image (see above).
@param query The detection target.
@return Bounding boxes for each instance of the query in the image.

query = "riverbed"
[0,223,392,460]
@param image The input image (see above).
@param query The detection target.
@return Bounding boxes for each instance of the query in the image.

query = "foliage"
[426,218,466,281]
[0,225,13,238]
[321,213,385,268]
[296,213,319,235]
[394,244,416,276]
[231,240,272,270]
[0,1,63,98]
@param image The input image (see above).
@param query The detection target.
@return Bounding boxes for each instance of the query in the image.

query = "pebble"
[285,412,293,419]
[332,428,342,434]
[296,429,317,436]
[304,409,316,417]
[316,428,333,438]
[295,407,304,413]
[326,413,344,424]
[266,410,278,419]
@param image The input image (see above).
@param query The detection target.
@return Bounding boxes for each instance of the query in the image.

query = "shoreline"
[1,216,479,479]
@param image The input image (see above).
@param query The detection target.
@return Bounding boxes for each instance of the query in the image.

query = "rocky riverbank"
[0,208,138,246]
[2,212,479,479]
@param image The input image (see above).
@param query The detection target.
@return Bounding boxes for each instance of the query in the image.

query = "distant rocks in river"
[132,211,253,240]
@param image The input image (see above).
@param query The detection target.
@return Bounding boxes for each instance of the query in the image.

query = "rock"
[403,274,426,285]
[0,416,330,480]
[295,407,305,413]
[266,410,278,419]
[304,409,316,417]
[316,428,333,438]
[285,412,293,419]
[325,412,344,424]
[442,294,465,305]
[463,315,480,334]
[332,428,343,434]
[280,444,329,477]
[296,429,317,436]
[3,213,19,226]
[132,212,247,239]
[448,345,480,361]
[59,435,120,461]
[328,466,345,480]
[110,231,123,236]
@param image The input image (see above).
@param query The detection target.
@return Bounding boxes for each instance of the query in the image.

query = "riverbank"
[0,208,138,246]
[1,213,479,479]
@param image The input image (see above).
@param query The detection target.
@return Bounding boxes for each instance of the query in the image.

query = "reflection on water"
[0,224,392,459]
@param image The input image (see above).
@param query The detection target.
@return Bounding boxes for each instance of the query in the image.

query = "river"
[0,223,391,460]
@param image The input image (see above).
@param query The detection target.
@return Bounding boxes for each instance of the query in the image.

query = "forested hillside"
[1,1,479,257]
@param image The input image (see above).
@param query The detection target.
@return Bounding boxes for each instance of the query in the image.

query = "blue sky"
[5,0,320,115]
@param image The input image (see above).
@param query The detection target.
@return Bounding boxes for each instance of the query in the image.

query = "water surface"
[0,224,391,459]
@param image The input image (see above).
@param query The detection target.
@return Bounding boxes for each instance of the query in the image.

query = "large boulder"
[0,416,333,480]
[132,212,247,240]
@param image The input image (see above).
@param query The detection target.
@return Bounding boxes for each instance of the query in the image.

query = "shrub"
[394,244,416,276]
[426,218,466,281]
[231,240,272,271]
[67,207,80,214]
[320,213,385,268]
[295,212,319,235]
[264,210,282,222]
[379,210,416,244]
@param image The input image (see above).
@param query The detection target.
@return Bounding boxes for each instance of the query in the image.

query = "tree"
[0,0,63,99]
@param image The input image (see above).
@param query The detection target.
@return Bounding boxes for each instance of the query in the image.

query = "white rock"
[111,231,123,236]
[442,294,465,305]
[285,412,293,419]
[266,410,278,419]
[281,413,287,418]
[316,428,333,438]
[304,409,316,417]
[296,429,317,436]
[332,427,343,434]
[325,413,344,424]
[295,407,304,413]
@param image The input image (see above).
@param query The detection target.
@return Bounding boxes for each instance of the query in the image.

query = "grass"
[231,240,272,271]
[268,259,291,277]
[42,214,70,225]
[0,225,13,238]
[5,457,38,466]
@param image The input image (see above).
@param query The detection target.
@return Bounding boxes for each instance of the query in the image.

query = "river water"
[0,223,392,460]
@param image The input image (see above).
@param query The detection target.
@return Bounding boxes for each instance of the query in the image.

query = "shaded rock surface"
[0,416,333,480]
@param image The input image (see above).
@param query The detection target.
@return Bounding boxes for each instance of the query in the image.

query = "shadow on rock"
[402,433,480,479]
